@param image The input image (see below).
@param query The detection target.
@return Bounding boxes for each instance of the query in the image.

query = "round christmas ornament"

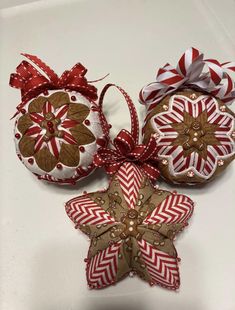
[10,54,109,184]
[140,48,235,185]
[66,84,194,290]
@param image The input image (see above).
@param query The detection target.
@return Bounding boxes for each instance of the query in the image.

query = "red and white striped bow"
[139,47,235,112]
[10,54,100,118]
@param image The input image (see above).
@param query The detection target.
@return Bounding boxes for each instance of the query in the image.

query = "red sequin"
[28,158,34,164]
[56,163,63,170]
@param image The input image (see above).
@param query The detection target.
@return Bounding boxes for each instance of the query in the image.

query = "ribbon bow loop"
[140,47,235,112]
[114,129,136,156]
[94,130,159,180]
[10,54,99,117]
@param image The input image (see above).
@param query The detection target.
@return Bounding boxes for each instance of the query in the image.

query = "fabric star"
[66,162,194,290]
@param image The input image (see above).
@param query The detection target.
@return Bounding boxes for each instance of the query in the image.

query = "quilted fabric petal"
[65,162,194,290]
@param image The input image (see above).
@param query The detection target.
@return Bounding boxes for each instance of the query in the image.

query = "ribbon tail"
[21,53,59,83]
[137,137,158,161]
[142,162,160,181]
[104,162,122,175]
[88,73,110,83]
[10,111,20,120]
[93,153,106,168]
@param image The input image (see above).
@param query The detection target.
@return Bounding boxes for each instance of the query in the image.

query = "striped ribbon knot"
[94,129,160,180]
[140,47,235,112]
[10,53,98,117]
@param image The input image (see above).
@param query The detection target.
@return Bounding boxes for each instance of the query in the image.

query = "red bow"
[94,129,160,180]
[10,53,98,117]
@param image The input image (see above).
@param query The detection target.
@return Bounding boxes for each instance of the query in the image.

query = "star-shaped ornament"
[66,162,194,290]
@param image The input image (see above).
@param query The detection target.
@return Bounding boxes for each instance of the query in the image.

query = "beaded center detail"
[40,112,64,142]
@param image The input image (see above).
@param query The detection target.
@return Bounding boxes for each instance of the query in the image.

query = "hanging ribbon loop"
[94,84,160,181]
[10,54,101,118]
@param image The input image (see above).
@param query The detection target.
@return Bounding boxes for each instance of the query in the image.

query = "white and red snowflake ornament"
[66,162,194,290]
[140,48,235,184]
[10,54,109,184]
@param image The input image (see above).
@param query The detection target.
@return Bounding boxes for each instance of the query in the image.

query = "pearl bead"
[190,93,197,99]
[129,271,134,277]
[218,159,224,167]
[163,105,168,111]
[162,159,168,165]
[187,170,195,177]
[153,133,160,139]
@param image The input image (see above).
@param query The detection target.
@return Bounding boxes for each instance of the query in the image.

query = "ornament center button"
[120,209,143,240]
[40,112,63,141]
[183,119,206,151]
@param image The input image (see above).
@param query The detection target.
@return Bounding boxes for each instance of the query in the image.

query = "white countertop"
[0,1,235,309]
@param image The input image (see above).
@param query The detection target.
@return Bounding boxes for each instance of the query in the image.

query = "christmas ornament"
[66,84,194,290]
[140,48,235,184]
[10,54,109,184]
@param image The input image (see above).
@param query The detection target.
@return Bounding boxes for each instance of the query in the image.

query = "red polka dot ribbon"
[9,54,100,118]
[140,47,235,113]
[94,84,160,181]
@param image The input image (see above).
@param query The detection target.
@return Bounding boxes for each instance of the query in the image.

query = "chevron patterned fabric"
[65,162,194,290]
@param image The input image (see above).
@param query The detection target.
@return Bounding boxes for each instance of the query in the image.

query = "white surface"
[0,0,40,9]
[0,0,235,310]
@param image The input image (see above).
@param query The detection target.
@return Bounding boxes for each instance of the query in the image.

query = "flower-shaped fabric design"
[66,162,194,290]
[17,91,95,172]
[152,94,234,179]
